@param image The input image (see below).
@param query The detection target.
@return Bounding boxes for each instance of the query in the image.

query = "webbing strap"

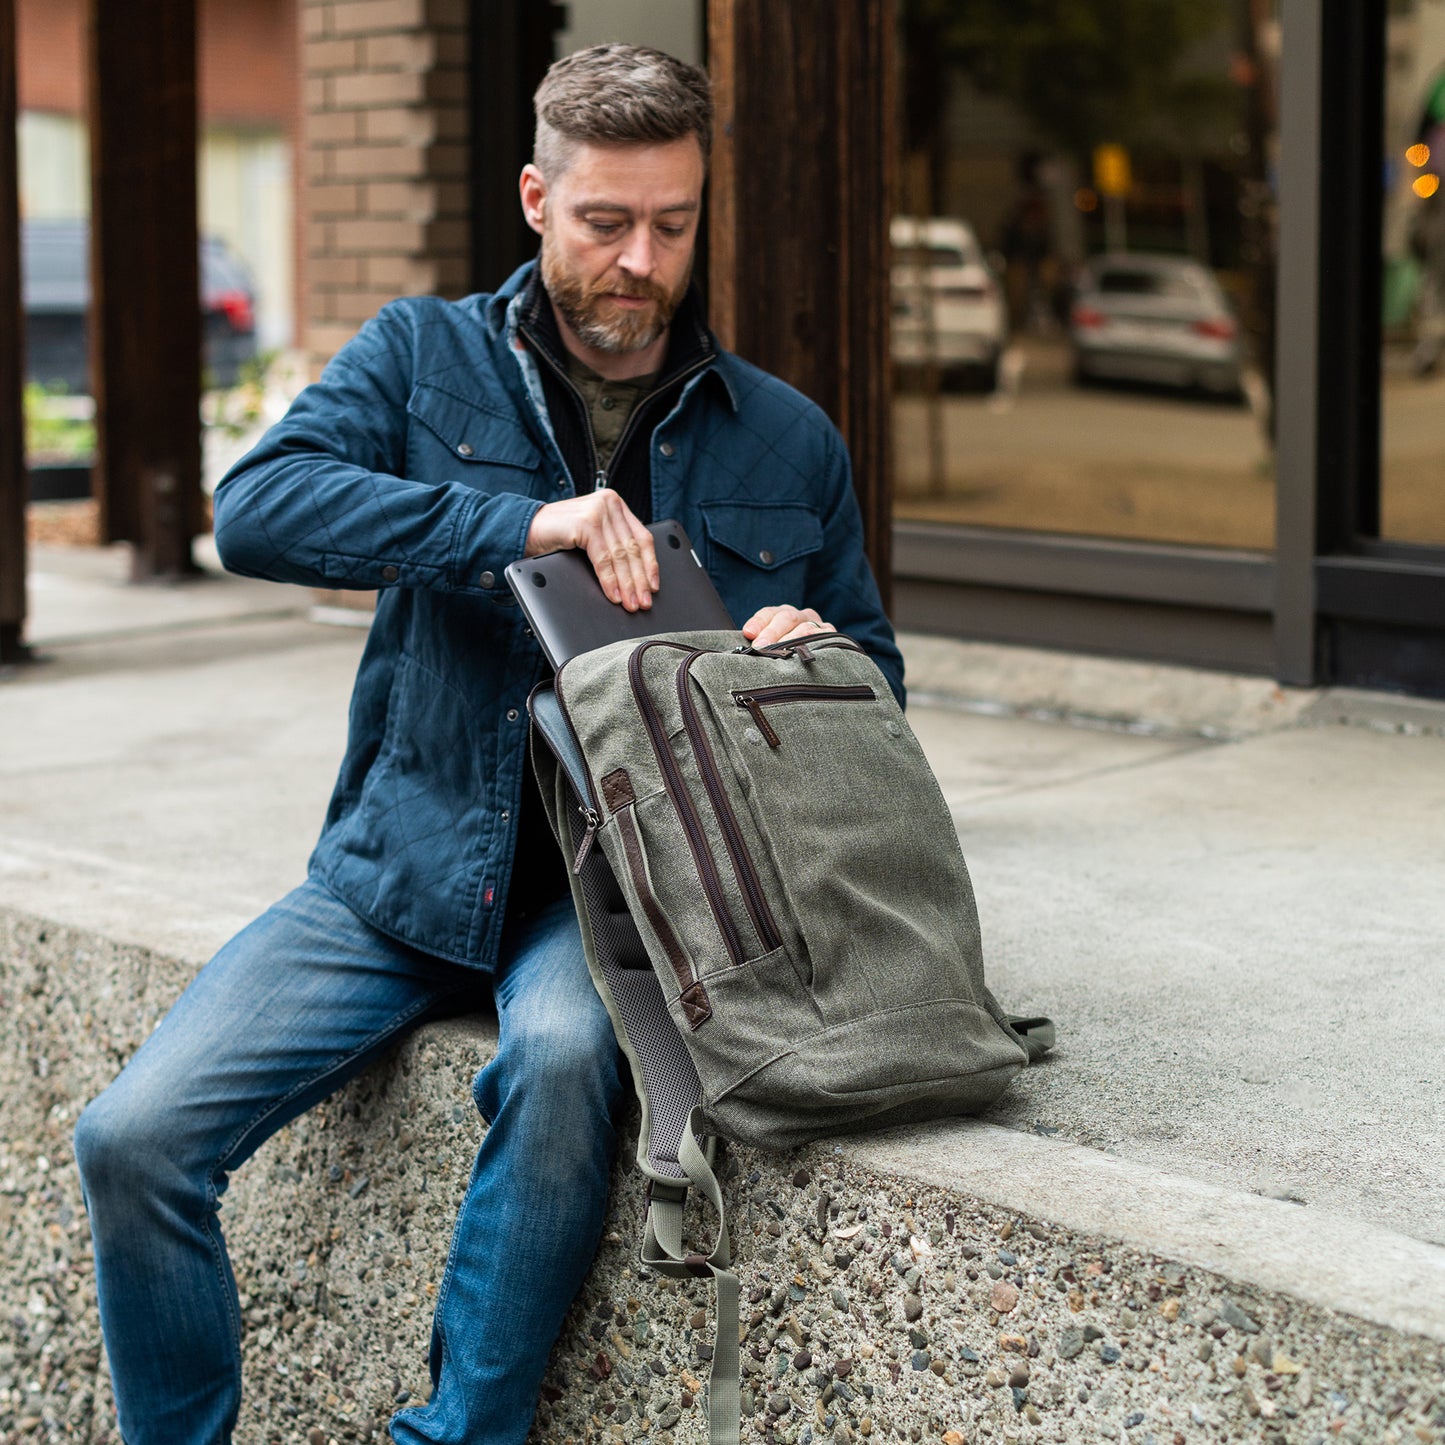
[639,1109,740,1445]
[1006,1014,1056,1062]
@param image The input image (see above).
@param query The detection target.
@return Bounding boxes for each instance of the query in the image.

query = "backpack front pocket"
[628,642,784,969]
[730,683,878,748]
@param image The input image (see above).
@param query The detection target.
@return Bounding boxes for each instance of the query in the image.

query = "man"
[74,43,903,1445]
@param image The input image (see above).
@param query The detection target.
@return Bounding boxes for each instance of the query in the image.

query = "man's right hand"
[525,491,659,612]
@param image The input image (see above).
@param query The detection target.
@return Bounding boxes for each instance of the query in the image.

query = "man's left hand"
[741,604,833,648]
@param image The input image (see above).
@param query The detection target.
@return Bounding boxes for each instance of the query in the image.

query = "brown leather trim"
[615,804,711,1027]
[679,982,712,1031]
[601,767,636,814]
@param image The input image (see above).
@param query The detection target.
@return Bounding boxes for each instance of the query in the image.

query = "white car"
[1069,253,1245,398]
[891,216,1008,390]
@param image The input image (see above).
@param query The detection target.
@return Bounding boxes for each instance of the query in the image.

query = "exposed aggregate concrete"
[4,909,1443,1445]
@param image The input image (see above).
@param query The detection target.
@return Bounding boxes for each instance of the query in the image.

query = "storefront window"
[1380,0,1445,547]
[894,1,1280,551]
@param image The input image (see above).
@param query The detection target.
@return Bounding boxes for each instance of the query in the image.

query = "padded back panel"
[566,803,703,1181]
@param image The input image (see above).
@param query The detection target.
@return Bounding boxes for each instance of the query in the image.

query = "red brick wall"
[16,0,296,129]
[300,0,470,369]
[201,0,298,127]
[19,0,472,377]
[14,0,83,114]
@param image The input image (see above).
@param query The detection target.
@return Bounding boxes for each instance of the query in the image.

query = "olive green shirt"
[563,351,661,474]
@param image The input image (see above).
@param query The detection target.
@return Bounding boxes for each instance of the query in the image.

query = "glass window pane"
[894,1,1280,552]
[1380,3,1445,547]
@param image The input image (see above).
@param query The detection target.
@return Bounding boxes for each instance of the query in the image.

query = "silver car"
[891,216,1008,390]
[1069,253,1245,398]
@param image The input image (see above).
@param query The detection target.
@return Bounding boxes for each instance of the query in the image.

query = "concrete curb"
[897,633,1445,744]
[897,634,1319,740]
[843,1122,1445,1347]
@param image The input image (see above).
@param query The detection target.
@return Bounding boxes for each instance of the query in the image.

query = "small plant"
[23,381,96,463]
[203,348,283,441]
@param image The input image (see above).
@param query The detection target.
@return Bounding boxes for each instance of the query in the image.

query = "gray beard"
[540,240,685,354]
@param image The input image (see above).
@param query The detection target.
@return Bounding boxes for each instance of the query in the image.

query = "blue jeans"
[73,878,623,1445]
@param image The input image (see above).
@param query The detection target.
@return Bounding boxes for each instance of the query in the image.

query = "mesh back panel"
[568,805,703,1180]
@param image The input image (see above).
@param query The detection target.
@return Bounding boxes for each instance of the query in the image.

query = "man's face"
[522,137,705,356]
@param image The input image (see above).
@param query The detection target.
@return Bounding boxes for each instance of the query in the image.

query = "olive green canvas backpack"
[528,629,1052,1445]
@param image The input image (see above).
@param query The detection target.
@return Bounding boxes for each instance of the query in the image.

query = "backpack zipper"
[730,683,878,749]
[547,678,608,873]
[551,671,709,1016]
[735,631,867,659]
[677,653,785,956]
[612,798,711,1028]
[628,640,751,968]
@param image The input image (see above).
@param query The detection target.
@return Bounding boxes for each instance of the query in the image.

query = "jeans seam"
[200,981,477,1367]
[426,1114,485,1366]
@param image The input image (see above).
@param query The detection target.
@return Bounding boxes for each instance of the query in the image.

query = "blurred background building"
[6,0,1445,696]
[16,0,298,351]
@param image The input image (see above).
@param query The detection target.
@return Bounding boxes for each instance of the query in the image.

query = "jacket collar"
[489,259,739,412]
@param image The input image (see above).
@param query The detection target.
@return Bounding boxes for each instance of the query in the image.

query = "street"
[894,336,1445,551]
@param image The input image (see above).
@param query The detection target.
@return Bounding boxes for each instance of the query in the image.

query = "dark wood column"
[707,0,896,609]
[0,0,29,662]
[87,0,204,578]
[468,0,565,291]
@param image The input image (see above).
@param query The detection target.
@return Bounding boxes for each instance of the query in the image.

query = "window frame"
[892,0,1445,699]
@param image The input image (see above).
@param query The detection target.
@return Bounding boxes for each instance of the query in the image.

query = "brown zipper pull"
[572,806,601,873]
[736,695,782,748]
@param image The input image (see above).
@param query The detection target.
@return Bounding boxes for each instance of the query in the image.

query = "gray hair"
[532,43,713,180]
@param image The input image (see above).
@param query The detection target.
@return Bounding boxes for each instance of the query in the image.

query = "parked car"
[1069,252,1245,399]
[891,216,1008,390]
[21,218,259,395]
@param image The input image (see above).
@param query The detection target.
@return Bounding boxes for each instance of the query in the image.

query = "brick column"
[300,0,469,373]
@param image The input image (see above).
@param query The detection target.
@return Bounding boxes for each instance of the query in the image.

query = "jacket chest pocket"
[407,382,545,496]
[700,501,824,624]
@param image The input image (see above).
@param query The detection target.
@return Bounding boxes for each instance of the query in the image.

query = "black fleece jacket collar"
[517,267,716,522]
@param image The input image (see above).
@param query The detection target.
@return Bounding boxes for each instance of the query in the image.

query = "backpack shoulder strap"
[639,1107,740,1445]
[530,690,741,1443]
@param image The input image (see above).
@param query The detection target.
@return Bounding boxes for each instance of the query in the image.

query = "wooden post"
[707,0,896,609]
[0,0,30,662]
[468,0,564,291]
[87,0,204,578]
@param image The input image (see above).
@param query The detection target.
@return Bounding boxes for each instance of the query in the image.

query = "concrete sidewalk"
[4,542,1444,1442]
[8,542,1443,1249]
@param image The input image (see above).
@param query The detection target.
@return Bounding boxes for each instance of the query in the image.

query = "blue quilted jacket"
[213,262,904,969]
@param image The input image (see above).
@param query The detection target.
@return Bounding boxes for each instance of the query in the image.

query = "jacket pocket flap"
[701,502,823,571]
[408,383,542,470]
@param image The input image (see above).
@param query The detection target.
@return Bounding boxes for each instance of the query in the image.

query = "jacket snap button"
[659,442,675,457]
[500,810,510,822]
[458,442,474,457]
[506,708,519,722]
[758,549,774,565]
[381,564,399,582]
[479,570,495,588]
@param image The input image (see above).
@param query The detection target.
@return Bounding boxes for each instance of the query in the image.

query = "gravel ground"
[3,908,1443,1445]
